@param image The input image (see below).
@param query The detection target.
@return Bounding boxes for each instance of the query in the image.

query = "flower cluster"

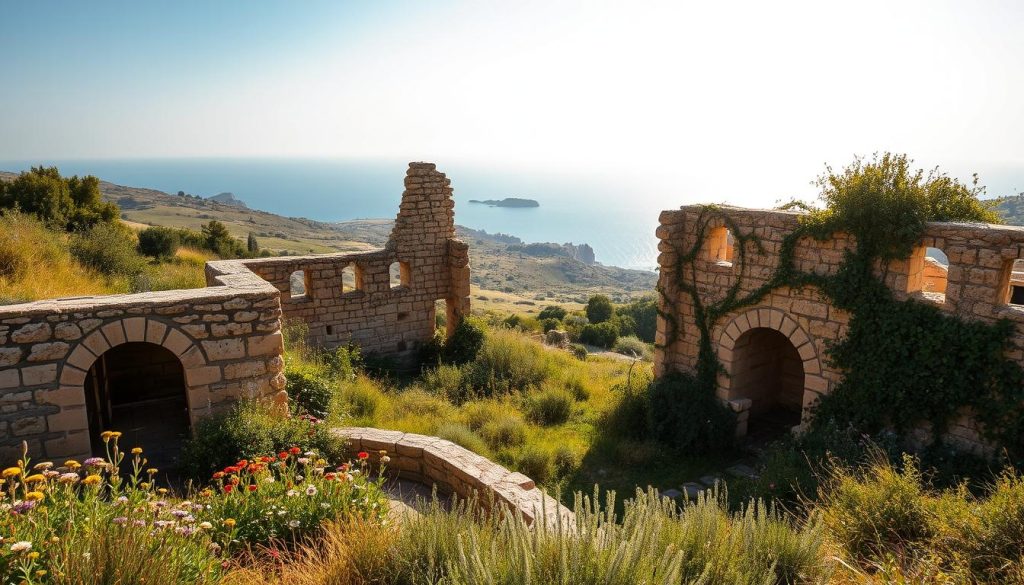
[0,432,388,584]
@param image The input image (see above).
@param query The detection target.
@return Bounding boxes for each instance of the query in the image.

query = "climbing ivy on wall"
[657,153,1024,458]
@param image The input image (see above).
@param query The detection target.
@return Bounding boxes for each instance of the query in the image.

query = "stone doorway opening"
[84,342,191,469]
[731,327,804,441]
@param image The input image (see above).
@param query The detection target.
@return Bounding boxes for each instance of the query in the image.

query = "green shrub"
[441,317,485,365]
[552,444,579,478]
[337,377,386,422]
[71,222,146,278]
[647,372,735,453]
[285,366,334,418]
[461,400,509,431]
[616,295,658,342]
[435,422,489,455]
[421,363,469,402]
[540,317,561,332]
[501,314,541,333]
[465,328,550,395]
[579,321,618,348]
[517,445,554,484]
[585,294,614,323]
[137,226,180,258]
[537,305,568,321]
[0,166,118,231]
[613,334,648,358]
[819,454,934,561]
[569,343,588,360]
[605,374,652,441]
[526,386,574,426]
[319,343,362,382]
[480,415,528,449]
[179,401,344,481]
[390,387,453,419]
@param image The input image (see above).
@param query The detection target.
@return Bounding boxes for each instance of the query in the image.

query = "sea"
[0,158,666,271]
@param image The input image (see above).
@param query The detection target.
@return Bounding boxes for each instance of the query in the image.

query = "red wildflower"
[357,451,369,460]
[278,452,288,460]
[289,446,302,455]
[212,471,225,480]
[223,484,234,493]
[236,459,248,468]
[248,484,258,492]
[261,456,273,463]
[325,472,336,480]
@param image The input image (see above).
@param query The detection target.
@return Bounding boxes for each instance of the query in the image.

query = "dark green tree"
[138,226,180,258]
[0,166,117,231]
[247,232,260,255]
[585,294,614,324]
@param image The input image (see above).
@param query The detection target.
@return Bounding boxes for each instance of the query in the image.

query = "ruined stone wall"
[655,205,1024,453]
[214,162,471,359]
[0,268,284,462]
[0,161,470,462]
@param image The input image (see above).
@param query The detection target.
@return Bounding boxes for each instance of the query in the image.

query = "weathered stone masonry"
[210,162,471,358]
[655,205,1024,453]
[0,162,470,462]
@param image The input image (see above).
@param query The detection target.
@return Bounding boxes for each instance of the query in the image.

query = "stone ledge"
[337,426,573,528]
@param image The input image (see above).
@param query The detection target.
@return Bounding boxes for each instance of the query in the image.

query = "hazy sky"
[2,0,1023,204]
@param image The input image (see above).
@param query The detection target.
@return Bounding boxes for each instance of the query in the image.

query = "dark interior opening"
[84,342,191,470]
[1011,285,1024,305]
[731,327,804,441]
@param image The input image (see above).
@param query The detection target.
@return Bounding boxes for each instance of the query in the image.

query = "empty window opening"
[289,270,309,298]
[397,312,409,321]
[390,261,411,289]
[84,342,191,470]
[341,263,363,293]
[907,246,948,301]
[731,327,804,441]
[707,226,734,266]
[1007,259,1024,306]
[326,325,334,335]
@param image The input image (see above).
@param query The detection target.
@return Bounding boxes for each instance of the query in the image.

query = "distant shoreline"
[468,197,539,208]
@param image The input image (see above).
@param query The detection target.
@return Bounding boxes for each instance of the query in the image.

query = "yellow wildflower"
[28,552,40,560]
[140,482,150,490]
[157,488,168,495]
[131,447,143,455]
[24,474,45,484]
[147,468,158,475]
[64,460,81,469]
[100,431,114,442]
[223,518,236,528]
[2,467,21,479]
[110,431,122,439]
[25,491,44,501]
[82,475,101,486]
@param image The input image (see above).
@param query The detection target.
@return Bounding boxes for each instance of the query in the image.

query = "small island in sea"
[468,197,539,208]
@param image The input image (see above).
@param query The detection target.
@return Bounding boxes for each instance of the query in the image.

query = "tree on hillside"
[585,294,614,324]
[247,232,260,255]
[202,220,231,249]
[138,226,180,258]
[0,166,118,231]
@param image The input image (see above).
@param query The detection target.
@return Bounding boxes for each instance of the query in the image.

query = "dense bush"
[480,415,528,449]
[440,317,485,365]
[285,366,334,418]
[435,422,489,455]
[335,376,386,422]
[540,317,561,332]
[616,295,658,342]
[517,445,554,484]
[526,385,574,426]
[647,372,735,454]
[464,328,550,395]
[579,321,618,348]
[421,363,469,402]
[569,343,588,360]
[585,294,614,323]
[179,401,344,481]
[537,305,568,320]
[613,334,648,358]
[70,222,146,279]
[138,226,181,258]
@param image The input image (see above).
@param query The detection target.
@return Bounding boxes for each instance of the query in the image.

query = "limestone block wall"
[212,162,471,358]
[0,266,284,462]
[655,205,1024,452]
[342,427,573,528]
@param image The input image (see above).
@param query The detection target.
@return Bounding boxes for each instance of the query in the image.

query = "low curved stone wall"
[339,427,573,527]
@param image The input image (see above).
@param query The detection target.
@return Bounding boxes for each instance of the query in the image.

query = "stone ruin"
[655,205,1024,454]
[0,162,470,464]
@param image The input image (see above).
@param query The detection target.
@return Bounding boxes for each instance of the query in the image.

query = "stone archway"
[57,318,211,460]
[716,308,829,437]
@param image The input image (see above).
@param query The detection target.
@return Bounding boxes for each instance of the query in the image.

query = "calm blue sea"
[0,158,663,271]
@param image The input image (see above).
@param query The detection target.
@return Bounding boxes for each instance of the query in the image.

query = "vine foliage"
[656,153,1024,458]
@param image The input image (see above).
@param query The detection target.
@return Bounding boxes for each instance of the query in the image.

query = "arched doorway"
[731,327,804,440]
[84,342,191,468]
